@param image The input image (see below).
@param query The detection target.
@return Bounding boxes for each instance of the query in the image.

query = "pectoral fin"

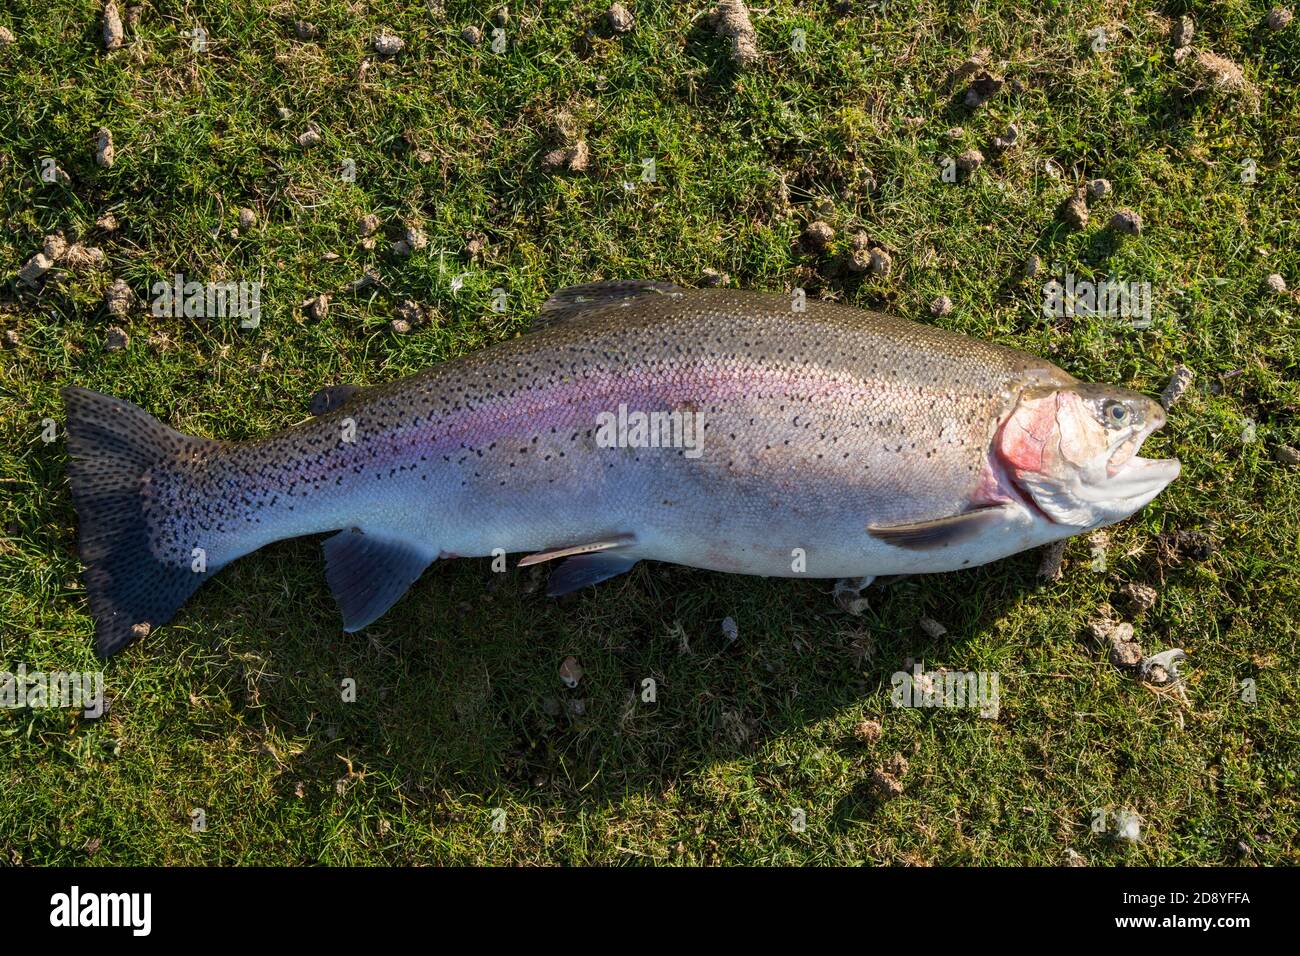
[323,529,436,631]
[868,505,1015,551]
[517,534,636,567]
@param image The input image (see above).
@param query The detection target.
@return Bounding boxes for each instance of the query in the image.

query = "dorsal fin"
[534,280,685,330]
[309,384,365,417]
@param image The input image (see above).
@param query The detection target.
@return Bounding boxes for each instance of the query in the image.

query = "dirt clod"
[1109,209,1142,235]
[373,32,404,56]
[103,2,124,50]
[0,26,15,47]
[105,278,134,316]
[357,214,381,237]
[1059,186,1090,230]
[956,147,984,172]
[64,244,106,272]
[607,3,634,33]
[1120,582,1158,614]
[1172,16,1194,48]
[238,207,256,231]
[871,767,904,800]
[297,128,322,148]
[96,212,118,232]
[801,220,835,253]
[18,253,53,286]
[1160,364,1194,409]
[95,127,114,167]
[1265,273,1287,294]
[1267,7,1293,29]
[1272,445,1300,465]
[105,326,129,351]
[855,719,882,744]
[709,1,759,68]
[963,71,1003,108]
[304,294,329,321]
[2,330,20,349]
[1184,50,1250,94]
[293,20,320,41]
[1087,178,1111,200]
[461,26,482,45]
[930,295,953,317]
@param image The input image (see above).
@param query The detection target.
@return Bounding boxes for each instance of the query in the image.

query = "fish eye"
[1103,401,1128,424]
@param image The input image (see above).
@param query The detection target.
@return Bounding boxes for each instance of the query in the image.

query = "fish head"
[997,383,1180,529]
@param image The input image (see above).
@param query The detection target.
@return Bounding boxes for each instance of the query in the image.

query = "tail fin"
[62,387,216,657]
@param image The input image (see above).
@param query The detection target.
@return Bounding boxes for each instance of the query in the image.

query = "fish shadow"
[195,544,1043,828]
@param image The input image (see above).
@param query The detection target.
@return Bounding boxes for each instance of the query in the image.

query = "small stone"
[43,234,68,261]
[2,329,20,349]
[1022,254,1042,279]
[918,616,947,638]
[103,1,124,49]
[238,207,256,231]
[963,71,1003,107]
[96,212,118,232]
[1272,445,1300,465]
[1120,582,1158,614]
[1109,209,1142,235]
[991,123,1019,151]
[956,147,983,172]
[1266,7,1293,30]
[1087,178,1111,200]
[95,127,114,168]
[389,318,411,335]
[104,326,129,351]
[929,295,953,317]
[292,20,320,41]
[1265,273,1287,294]
[17,252,53,285]
[607,3,634,33]
[1172,16,1194,48]
[1059,186,1090,230]
[801,219,835,252]
[304,294,329,321]
[357,214,381,237]
[297,128,322,148]
[461,26,483,45]
[373,32,404,55]
[721,616,739,644]
[700,267,729,287]
[1160,364,1195,409]
[559,656,583,688]
[854,719,882,744]
[1109,638,1143,669]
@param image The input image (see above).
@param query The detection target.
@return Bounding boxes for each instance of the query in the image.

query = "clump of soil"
[1119,582,1158,614]
[854,719,882,744]
[607,3,634,33]
[542,140,590,173]
[1267,7,1293,30]
[1160,364,1194,409]
[1059,185,1090,230]
[929,295,953,317]
[708,0,759,68]
[800,219,835,253]
[105,278,134,316]
[103,1,124,50]
[1109,209,1142,235]
[1179,49,1251,95]
[95,127,114,167]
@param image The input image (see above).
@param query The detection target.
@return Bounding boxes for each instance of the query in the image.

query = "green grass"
[1,0,1297,865]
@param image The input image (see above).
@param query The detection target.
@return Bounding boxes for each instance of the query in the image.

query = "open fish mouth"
[1104,415,1181,496]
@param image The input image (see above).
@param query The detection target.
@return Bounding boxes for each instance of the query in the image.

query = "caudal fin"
[63,387,216,657]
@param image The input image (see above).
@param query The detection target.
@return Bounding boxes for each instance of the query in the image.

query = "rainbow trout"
[64,282,1180,657]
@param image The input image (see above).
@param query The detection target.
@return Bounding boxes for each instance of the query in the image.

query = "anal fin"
[867,505,1014,551]
[546,552,640,596]
[323,529,435,631]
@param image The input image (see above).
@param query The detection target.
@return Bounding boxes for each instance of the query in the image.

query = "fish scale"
[63,283,1178,656]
